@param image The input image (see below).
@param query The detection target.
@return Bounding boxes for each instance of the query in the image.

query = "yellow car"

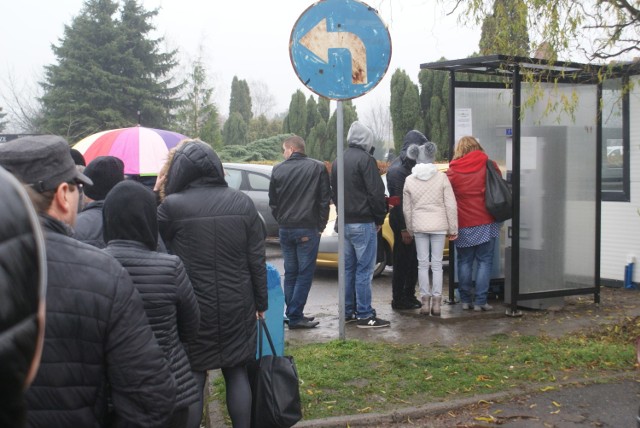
[316,168,450,277]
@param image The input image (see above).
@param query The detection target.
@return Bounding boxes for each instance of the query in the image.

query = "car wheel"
[373,240,389,277]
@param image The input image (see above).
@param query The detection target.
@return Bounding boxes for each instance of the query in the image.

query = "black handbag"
[484,159,512,222]
[249,318,302,428]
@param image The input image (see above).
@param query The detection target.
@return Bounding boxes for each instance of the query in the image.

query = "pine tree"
[282,90,307,137]
[38,0,180,140]
[0,106,7,132]
[173,60,221,148]
[222,111,248,146]
[479,0,530,56]
[390,69,421,154]
[229,76,253,123]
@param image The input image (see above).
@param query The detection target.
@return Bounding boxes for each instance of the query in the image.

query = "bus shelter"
[420,55,636,314]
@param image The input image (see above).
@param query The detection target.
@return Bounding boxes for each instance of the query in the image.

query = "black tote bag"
[484,159,512,222]
[249,318,302,428]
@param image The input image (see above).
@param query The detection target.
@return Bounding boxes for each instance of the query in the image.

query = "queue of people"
[0,128,499,427]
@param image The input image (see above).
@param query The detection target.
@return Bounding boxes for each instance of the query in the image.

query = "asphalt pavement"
[204,243,640,427]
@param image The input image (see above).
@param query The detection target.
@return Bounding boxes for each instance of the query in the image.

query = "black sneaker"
[392,299,420,310]
[356,316,391,329]
[345,313,357,324]
[289,319,319,329]
[284,315,315,325]
[407,296,423,308]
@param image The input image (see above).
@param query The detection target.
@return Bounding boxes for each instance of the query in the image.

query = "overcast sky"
[1,0,480,129]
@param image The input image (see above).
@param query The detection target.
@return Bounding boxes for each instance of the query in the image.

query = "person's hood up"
[411,163,439,181]
[347,121,374,153]
[164,140,227,196]
[103,180,158,250]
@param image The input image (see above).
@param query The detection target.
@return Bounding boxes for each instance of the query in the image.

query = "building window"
[601,77,630,201]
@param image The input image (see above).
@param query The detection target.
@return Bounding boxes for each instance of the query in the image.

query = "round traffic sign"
[289,0,392,100]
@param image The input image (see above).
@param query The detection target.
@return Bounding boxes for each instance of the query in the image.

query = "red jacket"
[446,150,497,228]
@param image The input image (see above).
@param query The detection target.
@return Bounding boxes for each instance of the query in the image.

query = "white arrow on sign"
[300,18,367,85]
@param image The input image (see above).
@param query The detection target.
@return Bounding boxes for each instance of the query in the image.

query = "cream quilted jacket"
[403,163,458,235]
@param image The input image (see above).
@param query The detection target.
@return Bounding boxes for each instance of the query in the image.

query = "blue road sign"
[289,0,392,100]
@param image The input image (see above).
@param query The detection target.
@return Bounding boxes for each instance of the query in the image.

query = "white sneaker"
[473,303,493,312]
[462,303,472,310]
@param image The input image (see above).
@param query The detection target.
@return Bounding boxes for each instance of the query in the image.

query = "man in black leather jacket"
[0,135,175,428]
[387,130,430,310]
[269,135,331,329]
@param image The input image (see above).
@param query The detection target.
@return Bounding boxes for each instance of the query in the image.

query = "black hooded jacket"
[330,122,387,225]
[0,167,44,428]
[24,215,176,428]
[103,181,200,411]
[386,130,429,231]
[157,141,268,371]
[74,200,106,248]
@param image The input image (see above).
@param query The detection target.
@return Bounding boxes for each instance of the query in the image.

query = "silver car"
[222,163,279,238]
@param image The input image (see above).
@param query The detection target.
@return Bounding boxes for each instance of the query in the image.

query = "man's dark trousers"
[390,212,418,306]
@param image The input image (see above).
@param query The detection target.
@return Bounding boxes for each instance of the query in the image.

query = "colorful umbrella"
[72,126,188,175]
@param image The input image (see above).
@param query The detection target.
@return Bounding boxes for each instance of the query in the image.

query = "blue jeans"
[456,238,495,306]
[344,223,377,320]
[279,227,320,325]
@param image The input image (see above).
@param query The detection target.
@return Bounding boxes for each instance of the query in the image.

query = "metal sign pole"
[336,100,346,340]
[289,0,391,341]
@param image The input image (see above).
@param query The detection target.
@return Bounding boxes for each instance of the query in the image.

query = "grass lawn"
[213,316,639,421]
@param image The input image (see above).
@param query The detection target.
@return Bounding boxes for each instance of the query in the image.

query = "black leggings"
[222,365,252,428]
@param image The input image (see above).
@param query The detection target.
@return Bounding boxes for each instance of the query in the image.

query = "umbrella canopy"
[73,126,188,175]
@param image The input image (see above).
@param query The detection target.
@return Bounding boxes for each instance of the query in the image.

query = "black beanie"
[69,148,86,166]
[83,156,125,201]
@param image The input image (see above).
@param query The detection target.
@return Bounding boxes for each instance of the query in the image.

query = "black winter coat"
[158,141,268,371]
[104,240,200,410]
[0,167,44,428]
[74,200,106,248]
[387,130,429,231]
[331,144,386,225]
[25,215,176,428]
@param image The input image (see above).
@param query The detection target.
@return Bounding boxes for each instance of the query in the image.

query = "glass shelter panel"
[519,83,597,294]
[454,87,512,281]
[454,88,512,164]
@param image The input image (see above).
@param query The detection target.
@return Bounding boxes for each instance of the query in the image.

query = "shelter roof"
[420,54,640,83]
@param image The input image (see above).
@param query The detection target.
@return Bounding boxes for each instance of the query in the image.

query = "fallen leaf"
[474,416,496,422]
[540,386,556,392]
[552,401,561,407]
